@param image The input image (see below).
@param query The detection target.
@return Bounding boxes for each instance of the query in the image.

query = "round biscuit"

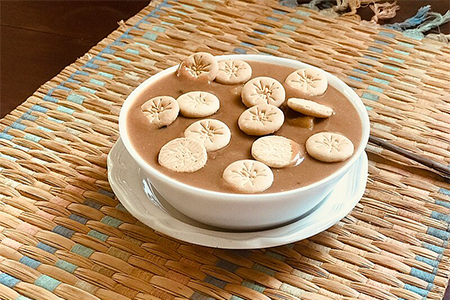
[177,52,219,81]
[184,119,231,151]
[158,138,207,172]
[238,104,284,136]
[285,68,328,96]
[216,60,252,84]
[306,132,354,163]
[141,96,179,128]
[241,77,285,107]
[287,98,333,118]
[223,160,274,193]
[177,91,220,118]
[251,136,303,168]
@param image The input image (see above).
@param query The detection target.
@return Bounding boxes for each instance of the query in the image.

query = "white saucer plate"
[107,138,368,249]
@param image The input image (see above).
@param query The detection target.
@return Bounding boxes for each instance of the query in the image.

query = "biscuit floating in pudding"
[241,77,286,108]
[223,160,274,193]
[177,91,220,118]
[238,104,284,136]
[184,119,231,151]
[287,98,333,118]
[178,52,219,81]
[216,60,252,85]
[285,68,328,97]
[252,136,303,168]
[141,96,179,128]
[158,138,207,172]
[306,132,354,163]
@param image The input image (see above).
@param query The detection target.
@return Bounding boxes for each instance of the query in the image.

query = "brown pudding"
[125,61,362,193]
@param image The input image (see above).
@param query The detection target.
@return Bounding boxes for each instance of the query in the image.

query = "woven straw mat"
[1,0,450,299]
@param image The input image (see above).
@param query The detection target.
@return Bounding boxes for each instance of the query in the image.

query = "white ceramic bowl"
[118,54,370,230]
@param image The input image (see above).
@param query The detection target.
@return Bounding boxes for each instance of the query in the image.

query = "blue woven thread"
[0,273,20,287]
[0,132,14,140]
[404,284,429,297]
[24,133,41,143]
[379,31,396,38]
[241,42,255,48]
[373,78,390,85]
[383,65,400,71]
[143,32,158,41]
[36,242,57,254]
[379,72,395,77]
[11,122,26,131]
[116,57,131,63]
[98,71,114,79]
[57,106,75,115]
[190,292,212,300]
[30,105,48,113]
[410,268,436,283]
[234,48,247,54]
[368,85,384,93]
[75,70,90,76]
[71,244,94,258]
[438,188,450,196]
[431,211,450,223]
[69,214,88,225]
[21,113,38,121]
[16,296,33,300]
[53,225,75,238]
[0,153,18,161]
[290,17,303,24]
[66,78,80,84]
[423,242,444,254]
[348,75,363,82]
[84,199,103,210]
[388,56,405,63]
[48,116,63,124]
[55,260,77,273]
[242,281,264,292]
[101,216,123,228]
[253,264,276,276]
[368,46,383,53]
[88,230,109,242]
[394,49,410,56]
[427,227,450,240]
[37,126,52,133]
[265,251,285,261]
[55,84,71,91]
[67,93,85,104]
[415,255,439,268]
[80,87,97,94]
[216,259,238,272]
[204,275,227,288]
[19,256,41,269]
[353,68,368,74]
[35,275,61,292]
[361,92,380,101]
[99,189,115,198]
[13,144,29,152]
[375,40,389,46]
[253,30,267,35]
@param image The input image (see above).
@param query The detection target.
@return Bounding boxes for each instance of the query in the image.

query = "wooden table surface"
[1,1,449,298]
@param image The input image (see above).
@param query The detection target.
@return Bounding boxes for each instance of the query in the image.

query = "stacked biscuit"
[141,52,354,193]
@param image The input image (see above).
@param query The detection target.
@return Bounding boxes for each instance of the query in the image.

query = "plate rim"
[107,138,368,249]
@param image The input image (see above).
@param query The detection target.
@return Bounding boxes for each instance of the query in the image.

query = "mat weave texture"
[1,0,450,299]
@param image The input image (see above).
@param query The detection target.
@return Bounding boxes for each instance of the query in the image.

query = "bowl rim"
[118,54,370,200]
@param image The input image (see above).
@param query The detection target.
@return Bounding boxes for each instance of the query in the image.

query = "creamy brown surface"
[125,61,363,193]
